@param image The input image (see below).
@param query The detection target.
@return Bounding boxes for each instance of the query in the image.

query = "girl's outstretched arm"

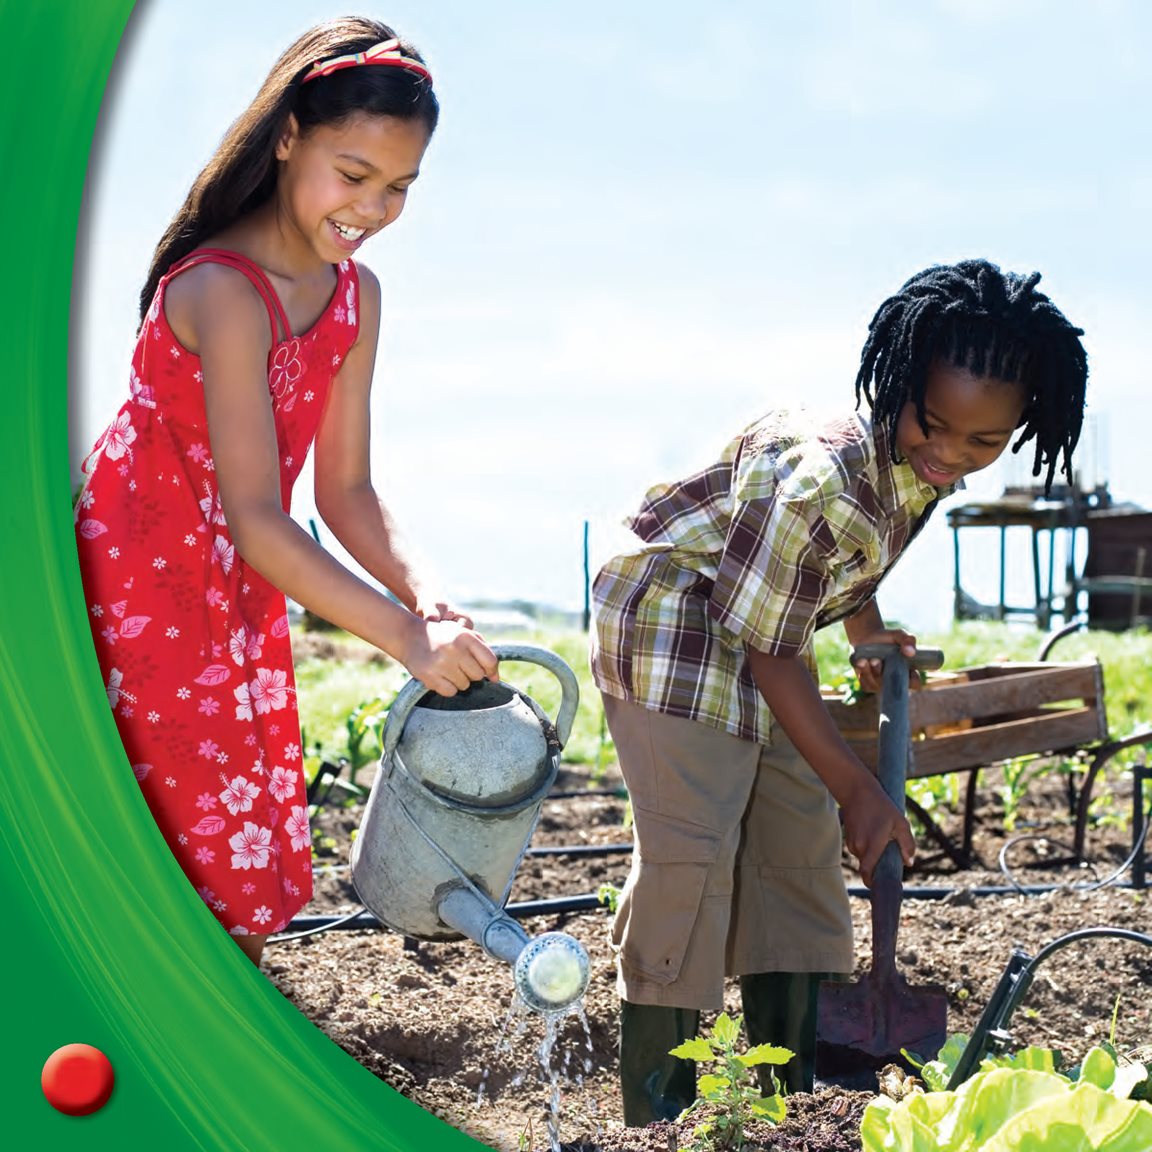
[180,263,497,695]
[311,266,467,624]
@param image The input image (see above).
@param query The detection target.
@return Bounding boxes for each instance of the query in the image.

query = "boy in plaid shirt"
[591,259,1089,1121]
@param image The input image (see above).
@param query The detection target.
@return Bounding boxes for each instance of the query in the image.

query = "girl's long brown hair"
[138,16,438,325]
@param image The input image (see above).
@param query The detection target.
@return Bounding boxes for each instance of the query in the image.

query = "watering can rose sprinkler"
[349,645,591,1015]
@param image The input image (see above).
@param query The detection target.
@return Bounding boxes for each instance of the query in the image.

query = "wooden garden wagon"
[822,656,1152,869]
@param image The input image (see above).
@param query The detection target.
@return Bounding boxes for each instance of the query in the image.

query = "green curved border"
[2,4,484,1148]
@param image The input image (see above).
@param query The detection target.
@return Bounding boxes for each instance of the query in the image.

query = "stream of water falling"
[475,993,601,1152]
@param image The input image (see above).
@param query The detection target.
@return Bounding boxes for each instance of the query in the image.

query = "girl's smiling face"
[273,111,430,264]
[895,359,1029,488]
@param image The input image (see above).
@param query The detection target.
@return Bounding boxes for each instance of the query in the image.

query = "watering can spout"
[438,884,531,967]
[436,885,591,1015]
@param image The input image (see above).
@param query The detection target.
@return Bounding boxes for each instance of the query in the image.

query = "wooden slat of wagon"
[823,659,1108,776]
[905,709,1102,778]
[905,662,1106,732]
[839,709,1102,775]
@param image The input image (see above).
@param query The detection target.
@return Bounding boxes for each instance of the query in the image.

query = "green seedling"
[597,883,621,914]
[669,1012,791,1151]
[343,696,389,789]
[997,754,1051,832]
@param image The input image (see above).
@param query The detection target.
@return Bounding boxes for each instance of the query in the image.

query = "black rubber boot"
[739,971,826,1095]
[618,1000,701,1126]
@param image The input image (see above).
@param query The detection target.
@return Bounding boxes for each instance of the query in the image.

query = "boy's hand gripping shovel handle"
[849,645,943,980]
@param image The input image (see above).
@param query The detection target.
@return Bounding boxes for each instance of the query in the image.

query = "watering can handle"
[382,643,581,758]
[490,644,581,748]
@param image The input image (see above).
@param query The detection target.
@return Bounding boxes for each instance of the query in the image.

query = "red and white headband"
[301,38,432,86]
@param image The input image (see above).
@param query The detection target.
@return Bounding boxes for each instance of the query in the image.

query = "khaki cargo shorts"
[603,694,854,1010]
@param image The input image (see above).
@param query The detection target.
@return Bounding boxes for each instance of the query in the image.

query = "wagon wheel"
[1072,728,1152,860]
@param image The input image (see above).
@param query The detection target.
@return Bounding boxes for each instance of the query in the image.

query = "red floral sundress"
[76,249,361,936]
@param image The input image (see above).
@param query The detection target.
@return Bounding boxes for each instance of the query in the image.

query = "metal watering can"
[350,644,590,1015]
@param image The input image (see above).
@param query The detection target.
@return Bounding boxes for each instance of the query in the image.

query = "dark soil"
[265,648,1152,1151]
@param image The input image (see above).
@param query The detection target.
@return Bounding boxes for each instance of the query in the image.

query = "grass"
[293,619,1152,817]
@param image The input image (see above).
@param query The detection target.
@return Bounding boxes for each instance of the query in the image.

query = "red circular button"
[41,1044,115,1116]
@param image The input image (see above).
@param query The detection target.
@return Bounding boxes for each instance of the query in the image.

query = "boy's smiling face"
[895,359,1029,488]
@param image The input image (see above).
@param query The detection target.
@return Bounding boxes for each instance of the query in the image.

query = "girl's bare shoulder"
[163,260,274,354]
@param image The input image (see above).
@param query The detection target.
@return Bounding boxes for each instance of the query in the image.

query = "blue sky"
[73,0,1152,630]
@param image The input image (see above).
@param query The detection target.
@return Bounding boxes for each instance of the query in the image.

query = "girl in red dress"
[75,18,497,967]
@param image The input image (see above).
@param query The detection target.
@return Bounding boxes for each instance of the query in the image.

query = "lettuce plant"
[863,1042,1152,1151]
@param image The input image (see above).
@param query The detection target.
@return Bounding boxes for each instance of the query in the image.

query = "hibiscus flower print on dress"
[220,774,261,815]
[229,626,264,666]
[129,367,156,409]
[285,806,310,852]
[199,482,227,527]
[268,766,297,803]
[344,280,357,328]
[212,535,235,575]
[234,682,254,721]
[103,412,137,461]
[269,339,303,399]
[249,668,290,714]
[229,823,272,870]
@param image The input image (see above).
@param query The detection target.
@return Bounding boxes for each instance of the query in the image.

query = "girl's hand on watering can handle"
[416,595,475,630]
[403,617,499,696]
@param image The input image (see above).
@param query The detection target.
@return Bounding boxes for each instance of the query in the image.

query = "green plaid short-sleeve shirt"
[590,407,958,743]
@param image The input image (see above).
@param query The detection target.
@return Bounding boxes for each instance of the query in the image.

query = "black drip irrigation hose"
[526,842,633,858]
[547,788,629,801]
[947,926,1152,1090]
[272,905,377,944]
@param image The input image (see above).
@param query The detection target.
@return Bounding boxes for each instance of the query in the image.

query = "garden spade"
[816,644,949,1087]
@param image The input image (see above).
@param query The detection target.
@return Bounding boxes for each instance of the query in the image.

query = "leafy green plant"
[995,753,1077,833]
[907,771,963,819]
[596,883,621,914]
[669,1012,791,1151]
[868,1040,1152,1151]
[342,696,389,788]
[905,1034,1062,1093]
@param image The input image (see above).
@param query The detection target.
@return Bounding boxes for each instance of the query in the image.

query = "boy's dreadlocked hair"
[855,259,1088,495]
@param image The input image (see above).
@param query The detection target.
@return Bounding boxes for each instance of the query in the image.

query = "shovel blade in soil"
[815,970,948,1086]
